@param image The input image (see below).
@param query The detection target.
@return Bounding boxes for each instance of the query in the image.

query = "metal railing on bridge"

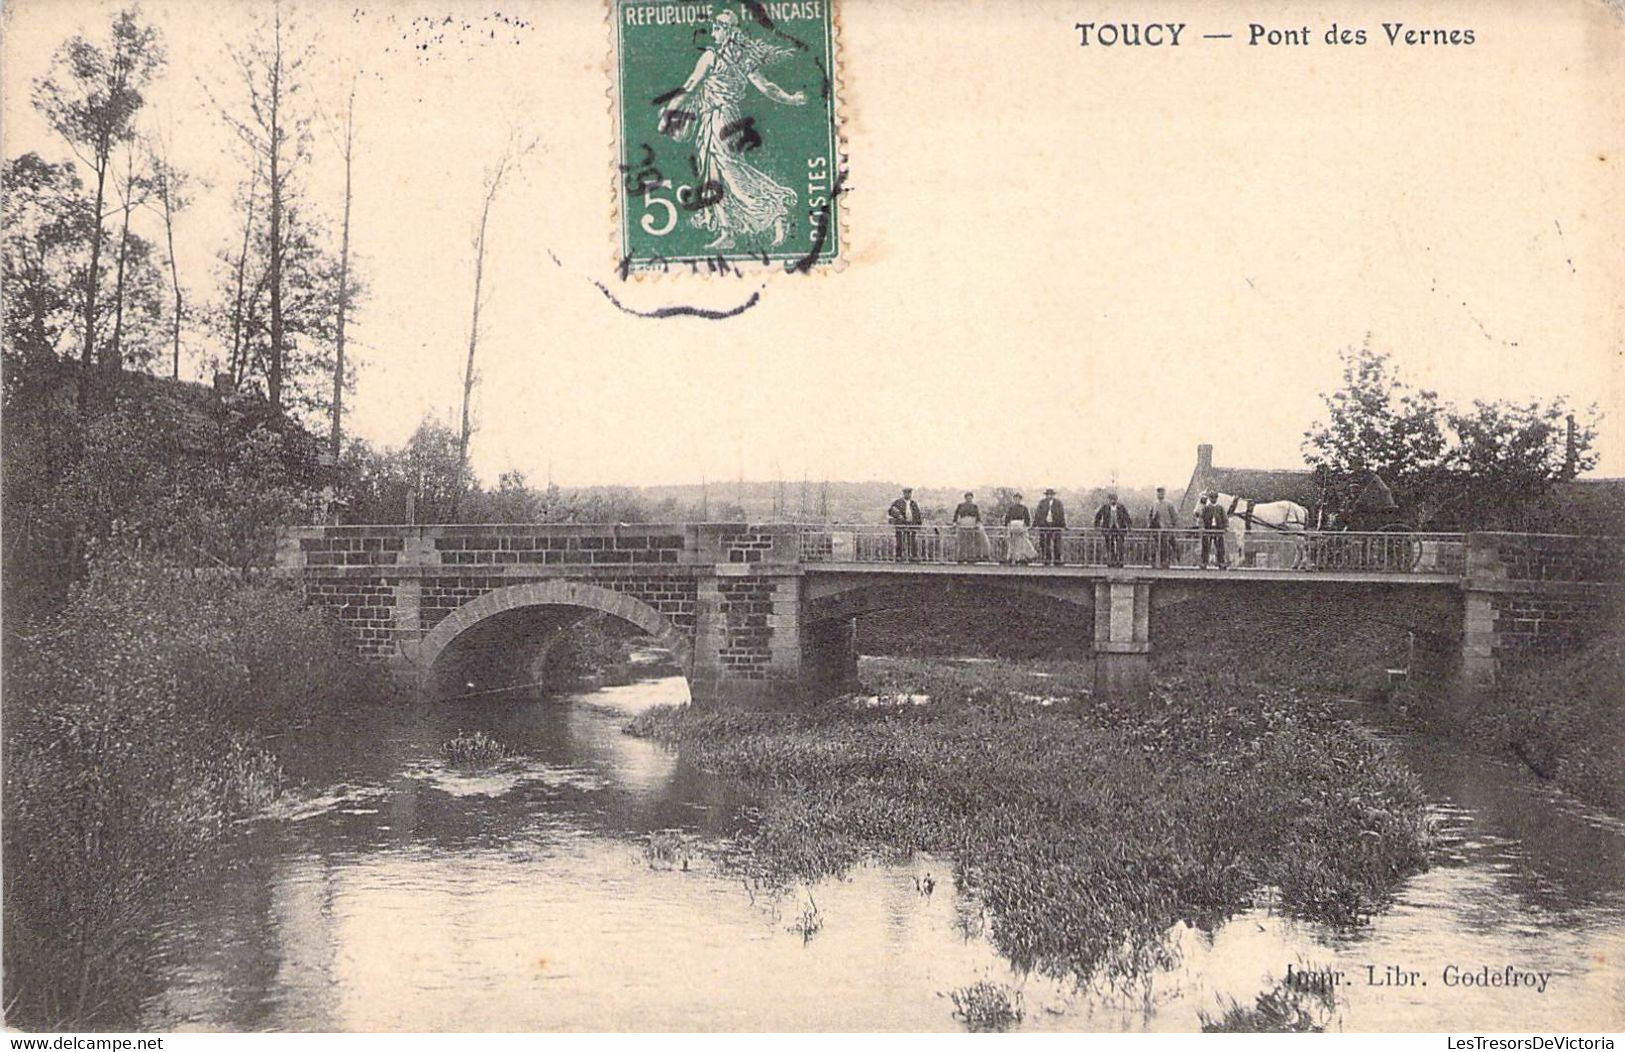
[795,524,1468,575]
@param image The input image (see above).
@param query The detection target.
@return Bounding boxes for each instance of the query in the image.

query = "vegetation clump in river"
[949,980,1024,1032]
[1199,971,1338,1032]
[626,657,1431,984]
[441,729,511,767]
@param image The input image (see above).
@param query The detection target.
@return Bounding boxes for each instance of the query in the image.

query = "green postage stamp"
[612,1,842,272]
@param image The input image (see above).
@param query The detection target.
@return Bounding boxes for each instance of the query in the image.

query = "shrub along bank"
[2,548,389,1029]
[626,657,1431,984]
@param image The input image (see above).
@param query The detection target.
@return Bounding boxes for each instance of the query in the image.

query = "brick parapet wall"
[1467,532,1625,585]
[298,534,405,567]
[278,523,806,574]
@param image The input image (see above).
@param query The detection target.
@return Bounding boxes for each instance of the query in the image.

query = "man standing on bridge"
[1199,489,1229,568]
[1147,486,1179,567]
[1093,492,1131,567]
[1034,488,1066,564]
[888,487,922,561]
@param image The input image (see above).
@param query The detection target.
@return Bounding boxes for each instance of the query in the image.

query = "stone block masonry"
[279,523,809,705]
[302,577,399,659]
[1460,533,1625,689]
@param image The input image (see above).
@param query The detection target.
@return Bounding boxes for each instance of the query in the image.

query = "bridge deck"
[794,562,1464,586]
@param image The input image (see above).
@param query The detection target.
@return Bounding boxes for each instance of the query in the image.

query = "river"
[141,658,1625,1032]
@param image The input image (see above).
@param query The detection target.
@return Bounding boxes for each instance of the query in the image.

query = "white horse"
[1212,492,1310,568]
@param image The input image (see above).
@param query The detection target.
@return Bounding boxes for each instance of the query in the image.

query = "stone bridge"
[274,524,1623,704]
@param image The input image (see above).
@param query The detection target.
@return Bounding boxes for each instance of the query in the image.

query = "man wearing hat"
[1198,488,1229,568]
[1093,492,1132,567]
[1033,488,1066,565]
[1147,486,1179,567]
[887,487,923,561]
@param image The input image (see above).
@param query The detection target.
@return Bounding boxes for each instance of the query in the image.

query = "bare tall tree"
[326,80,357,459]
[225,170,260,389]
[216,1,310,413]
[105,143,150,372]
[32,8,163,402]
[145,128,190,379]
[457,136,536,489]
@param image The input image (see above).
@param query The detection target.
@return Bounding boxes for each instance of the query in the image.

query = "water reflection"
[145,674,1625,1032]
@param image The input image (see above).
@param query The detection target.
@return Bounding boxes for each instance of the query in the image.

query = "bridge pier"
[1093,579,1151,702]
[801,616,860,699]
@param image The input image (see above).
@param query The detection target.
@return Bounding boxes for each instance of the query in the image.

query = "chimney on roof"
[1197,443,1213,471]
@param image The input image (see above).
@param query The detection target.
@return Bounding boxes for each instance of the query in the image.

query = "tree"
[1303,343,1600,530]
[215,1,311,413]
[324,80,358,459]
[457,136,535,508]
[1443,399,1598,529]
[32,8,164,396]
[2,153,92,364]
[104,142,152,372]
[144,130,190,379]
[1302,343,1450,512]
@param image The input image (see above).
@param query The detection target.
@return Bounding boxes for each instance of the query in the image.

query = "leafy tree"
[2,153,92,364]
[1302,343,1450,513]
[335,421,471,524]
[1303,344,1599,529]
[31,8,164,391]
[1442,398,1598,529]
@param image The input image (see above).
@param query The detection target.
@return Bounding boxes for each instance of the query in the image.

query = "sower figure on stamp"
[888,487,922,562]
[1147,486,1179,567]
[1094,493,1132,567]
[1034,488,1066,564]
[1199,489,1229,569]
[661,10,805,249]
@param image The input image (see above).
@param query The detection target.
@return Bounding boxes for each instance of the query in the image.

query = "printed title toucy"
[1074,21,1476,46]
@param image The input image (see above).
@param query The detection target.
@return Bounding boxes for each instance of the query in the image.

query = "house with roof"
[1179,444,1321,519]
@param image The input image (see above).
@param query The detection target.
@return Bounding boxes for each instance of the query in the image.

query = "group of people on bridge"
[885,487,1237,569]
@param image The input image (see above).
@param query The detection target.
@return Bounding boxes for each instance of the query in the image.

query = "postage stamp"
[612,1,842,273]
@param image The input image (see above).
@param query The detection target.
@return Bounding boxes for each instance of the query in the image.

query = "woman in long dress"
[663,10,806,249]
[953,492,988,563]
[1004,493,1038,565]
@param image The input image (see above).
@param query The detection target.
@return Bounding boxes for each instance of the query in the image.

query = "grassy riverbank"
[1406,626,1625,811]
[2,549,390,1029]
[627,657,1431,983]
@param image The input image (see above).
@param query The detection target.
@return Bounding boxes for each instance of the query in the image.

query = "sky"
[4,0,1623,491]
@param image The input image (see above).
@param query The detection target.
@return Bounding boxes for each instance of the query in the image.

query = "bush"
[441,729,510,767]
[2,547,389,1029]
[949,981,1024,1032]
[1200,976,1337,1033]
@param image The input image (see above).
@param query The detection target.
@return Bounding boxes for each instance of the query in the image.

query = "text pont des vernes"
[1073,21,1477,48]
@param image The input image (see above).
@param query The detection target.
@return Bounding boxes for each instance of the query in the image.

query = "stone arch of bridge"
[418,580,693,682]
